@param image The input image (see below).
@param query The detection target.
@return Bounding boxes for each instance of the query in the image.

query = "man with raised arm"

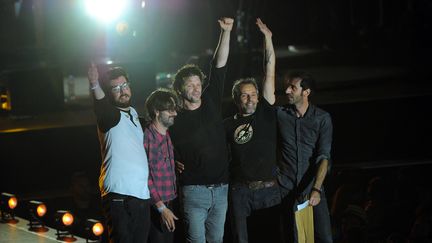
[169,17,234,243]
[223,18,281,243]
[88,65,151,243]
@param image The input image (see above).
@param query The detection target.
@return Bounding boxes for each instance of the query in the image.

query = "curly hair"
[172,64,206,94]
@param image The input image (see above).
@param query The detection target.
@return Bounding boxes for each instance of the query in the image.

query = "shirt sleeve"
[203,61,227,106]
[260,96,274,110]
[144,128,162,204]
[94,97,121,133]
[315,113,333,165]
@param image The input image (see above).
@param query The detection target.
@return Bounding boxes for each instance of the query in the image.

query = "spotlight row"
[0,192,104,242]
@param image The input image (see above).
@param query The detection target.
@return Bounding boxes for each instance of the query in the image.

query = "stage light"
[36,203,47,217]
[55,210,76,242]
[1,90,11,111]
[61,212,74,226]
[85,0,127,23]
[116,21,129,35]
[28,200,48,232]
[85,219,104,242]
[0,192,18,224]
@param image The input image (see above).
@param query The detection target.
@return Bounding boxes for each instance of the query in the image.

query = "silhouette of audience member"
[409,198,432,243]
[70,172,94,211]
[364,176,394,242]
[330,183,365,241]
[339,205,367,243]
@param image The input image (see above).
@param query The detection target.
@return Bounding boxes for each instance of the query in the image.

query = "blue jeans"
[230,183,282,243]
[181,184,228,243]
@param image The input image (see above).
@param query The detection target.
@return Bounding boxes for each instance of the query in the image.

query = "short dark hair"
[231,78,259,104]
[172,64,206,94]
[144,88,178,122]
[101,67,129,92]
[285,71,316,95]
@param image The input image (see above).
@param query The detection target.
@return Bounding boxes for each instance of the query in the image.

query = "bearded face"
[285,78,306,106]
[237,83,258,116]
[181,75,202,104]
[109,76,131,108]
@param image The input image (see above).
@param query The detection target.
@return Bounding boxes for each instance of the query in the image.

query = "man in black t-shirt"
[169,17,233,243]
[223,19,281,243]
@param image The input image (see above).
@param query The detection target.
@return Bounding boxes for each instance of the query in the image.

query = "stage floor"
[0,217,86,243]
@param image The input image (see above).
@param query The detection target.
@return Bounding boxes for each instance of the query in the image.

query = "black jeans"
[102,193,151,243]
[148,200,174,243]
[230,183,282,243]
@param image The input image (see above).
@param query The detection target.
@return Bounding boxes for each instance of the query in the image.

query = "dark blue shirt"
[276,104,333,196]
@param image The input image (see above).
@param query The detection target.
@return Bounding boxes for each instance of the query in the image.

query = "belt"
[236,179,277,190]
[205,183,227,188]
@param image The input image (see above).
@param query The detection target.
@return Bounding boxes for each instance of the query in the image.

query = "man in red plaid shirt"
[143,89,179,243]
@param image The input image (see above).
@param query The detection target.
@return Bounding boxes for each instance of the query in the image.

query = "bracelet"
[311,187,321,194]
[90,83,99,90]
[157,205,166,213]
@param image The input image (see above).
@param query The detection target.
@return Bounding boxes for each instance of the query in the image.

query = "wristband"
[311,187,321,194]
[90,83,99,90]
[157,205,166,213]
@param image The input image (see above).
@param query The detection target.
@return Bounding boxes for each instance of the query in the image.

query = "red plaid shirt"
[144,125,177,203]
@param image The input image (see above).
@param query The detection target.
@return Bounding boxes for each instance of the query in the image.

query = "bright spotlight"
[61,212,74,226]
[0,192,18,224]
[54,210,76,241]
[36,204,47,217]
[85,219,104,241]
[0,87,12,111]
[85,0,127,23]
[116,21,129,35]
[28,200,48,232]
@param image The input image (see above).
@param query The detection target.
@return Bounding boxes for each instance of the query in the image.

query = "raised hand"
[218,17,234,32]
[256,18,272,38]
[88,62,99,85]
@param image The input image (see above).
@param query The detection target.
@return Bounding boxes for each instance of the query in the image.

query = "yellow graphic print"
[234,123,253,144]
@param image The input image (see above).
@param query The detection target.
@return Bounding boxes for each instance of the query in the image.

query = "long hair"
[172,64,206,94]
[143,88,179,123]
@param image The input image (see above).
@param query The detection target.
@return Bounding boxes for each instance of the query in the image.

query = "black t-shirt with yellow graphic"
[224,99,278,183]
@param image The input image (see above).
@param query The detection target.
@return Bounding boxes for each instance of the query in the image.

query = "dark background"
[1,0,431,242]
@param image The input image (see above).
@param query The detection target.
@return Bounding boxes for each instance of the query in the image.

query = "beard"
[240,103,257,115]
[287,93,306,106]
[160,116,175,128]
[287,95,298,105]
[111,95,131,108]
[182,92,201,104]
